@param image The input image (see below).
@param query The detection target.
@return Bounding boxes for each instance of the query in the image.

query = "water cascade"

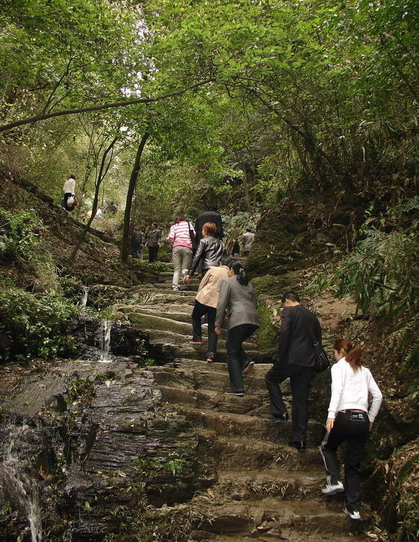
[98,320,112,362]
[0,425,43,542]
[79,286,89,309]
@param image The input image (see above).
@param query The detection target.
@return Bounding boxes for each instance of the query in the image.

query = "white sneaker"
[321,480,344,495]
[344,508,361,520]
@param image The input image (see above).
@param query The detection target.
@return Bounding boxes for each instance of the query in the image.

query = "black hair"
[281,291,300,303]
[175,214,185,223]
[220,256,232,266]
[230,260,249,286]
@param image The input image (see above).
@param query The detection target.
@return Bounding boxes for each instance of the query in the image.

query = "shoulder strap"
[300,308,319,346]
[188,222,195,243]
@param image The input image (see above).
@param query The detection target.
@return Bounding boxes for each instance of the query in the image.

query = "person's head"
[219,256,232,267]
[175,214,185,223]
[229,260,249,286]
[69,174,76,180]
[202,222,217,237]
[246,228,252,232]
[333,339,363,371]
[281,292,300,306]
[151,222,158,229]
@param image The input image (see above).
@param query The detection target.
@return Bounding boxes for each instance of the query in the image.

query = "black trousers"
[227,324,258,392]
[191,301,217,355]
[265,363,314,441]
[148,246,158,262]
[320,410,369,513]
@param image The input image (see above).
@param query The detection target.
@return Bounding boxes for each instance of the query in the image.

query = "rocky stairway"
[119,271,373,541]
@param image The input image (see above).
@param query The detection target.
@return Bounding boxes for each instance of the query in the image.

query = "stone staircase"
[119,270,373,541]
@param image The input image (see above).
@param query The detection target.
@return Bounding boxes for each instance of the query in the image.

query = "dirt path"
[118,270,372,542]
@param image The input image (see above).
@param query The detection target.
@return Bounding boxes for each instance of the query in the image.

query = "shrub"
[0,288,78,361]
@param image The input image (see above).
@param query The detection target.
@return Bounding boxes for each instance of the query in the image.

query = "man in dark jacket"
[194,206,224,242]
[265,292,322,452]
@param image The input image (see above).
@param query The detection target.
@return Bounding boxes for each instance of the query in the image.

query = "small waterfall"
[0,425,42,541]
[79,286,89,309]
[98,320,112,363]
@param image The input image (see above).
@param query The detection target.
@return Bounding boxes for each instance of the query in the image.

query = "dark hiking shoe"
[288,440,306,452]
[273,412,289,422]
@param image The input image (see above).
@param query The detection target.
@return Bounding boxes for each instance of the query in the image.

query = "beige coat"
[195,266,229,308]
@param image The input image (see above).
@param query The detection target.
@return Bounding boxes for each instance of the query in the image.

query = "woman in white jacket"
[319,339,383,520]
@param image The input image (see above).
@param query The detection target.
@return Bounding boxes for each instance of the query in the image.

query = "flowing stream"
[0,424,42,541]
[79,285,89,309]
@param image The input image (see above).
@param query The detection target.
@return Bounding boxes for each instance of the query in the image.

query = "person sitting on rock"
[215,261,259,396]
[190,257,230,362]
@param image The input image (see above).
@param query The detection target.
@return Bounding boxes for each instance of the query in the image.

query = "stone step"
[207,434,321,471]
[171,405,324,445]
[215,469,324,501]
[122,310,195,334]
[208,531,367,542]
[159,386,267,415]
[128,306,194,323]
[151,364,280,396]
[196,500,360,536]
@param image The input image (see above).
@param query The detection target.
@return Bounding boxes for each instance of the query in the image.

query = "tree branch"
[0,79,215,133]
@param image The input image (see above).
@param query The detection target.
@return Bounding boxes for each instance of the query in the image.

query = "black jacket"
[195,211,224,241]
[276,305,322,367]
[189,236,224,274]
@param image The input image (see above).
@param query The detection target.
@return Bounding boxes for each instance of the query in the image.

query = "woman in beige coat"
[190,258,230,362]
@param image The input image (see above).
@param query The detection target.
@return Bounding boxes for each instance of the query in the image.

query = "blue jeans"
[226,324,258,392]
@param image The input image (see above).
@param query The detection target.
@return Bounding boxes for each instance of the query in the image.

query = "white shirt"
[328,357,383,422]
[63,178,75,194]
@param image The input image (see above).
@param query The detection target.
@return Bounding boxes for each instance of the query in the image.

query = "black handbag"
[304,315,330,373]
[188,222,197,251]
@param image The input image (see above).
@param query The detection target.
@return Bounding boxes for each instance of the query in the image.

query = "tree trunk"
[120,132,151,263]
[68,137,118,266]
[242,162,254,214]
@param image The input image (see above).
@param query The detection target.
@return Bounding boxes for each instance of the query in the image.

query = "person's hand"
[184,275,190,283]
[215,327,222,336]
[326,418,335,433]
[369,422,374,431]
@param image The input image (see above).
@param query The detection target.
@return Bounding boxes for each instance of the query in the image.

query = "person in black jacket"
[185,222,224,279]
[194,206,224,242]
[265,291,322,452]
[194,206,224,275]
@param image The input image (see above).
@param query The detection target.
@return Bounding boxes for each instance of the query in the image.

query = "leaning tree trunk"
[68,137,118,266]
[120,132,150,262]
